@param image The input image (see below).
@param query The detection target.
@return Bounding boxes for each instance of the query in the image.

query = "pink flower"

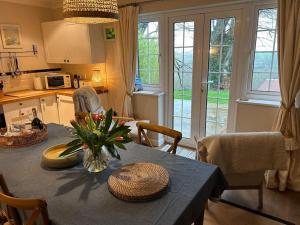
[82,144,89,150]
[115,136,124,141]
[92,114,105,122]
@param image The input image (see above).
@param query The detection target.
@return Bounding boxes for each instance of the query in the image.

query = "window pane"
[173,21,194,139]
[184,22,194,47]
[257,8,277,31]
[252,72,271,91]
[255,30,276,51]
[253,52,272,72]
[251,8,279,93]
[138,21,159,86]
[206,17,235,136]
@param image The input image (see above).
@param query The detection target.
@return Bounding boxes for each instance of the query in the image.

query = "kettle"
[33,77,45,90]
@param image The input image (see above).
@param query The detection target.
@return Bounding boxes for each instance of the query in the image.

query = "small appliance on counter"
[33,77,45,90]
[45,73,72,89]
[79,79,93,88]
[73,74,80,89]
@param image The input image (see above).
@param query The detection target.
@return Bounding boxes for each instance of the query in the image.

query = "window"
[137,21,160,86]
[250,8,279,93]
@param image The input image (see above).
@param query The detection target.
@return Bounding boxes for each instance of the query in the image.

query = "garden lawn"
[174,89,229,104]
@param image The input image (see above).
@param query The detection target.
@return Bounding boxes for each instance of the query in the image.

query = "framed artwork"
[0,24,23,49]
[103,26,116,41]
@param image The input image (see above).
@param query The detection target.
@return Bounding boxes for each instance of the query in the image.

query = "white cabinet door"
[41,20,105,64]
[42,21,68,64]
[57,95,75,127]
[65,23,92,64]
[40,95,60,124]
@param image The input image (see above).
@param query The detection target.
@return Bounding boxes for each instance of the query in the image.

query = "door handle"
[200,81,213,92]
[201,81,213,84]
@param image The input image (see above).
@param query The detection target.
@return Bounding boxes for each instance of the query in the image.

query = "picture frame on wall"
[103,25,116,41]
[0,24,23,49]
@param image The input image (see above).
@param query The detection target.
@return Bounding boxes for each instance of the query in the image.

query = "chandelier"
[63,0,119,24]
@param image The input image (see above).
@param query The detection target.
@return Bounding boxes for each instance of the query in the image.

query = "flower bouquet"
[59,109,132,172]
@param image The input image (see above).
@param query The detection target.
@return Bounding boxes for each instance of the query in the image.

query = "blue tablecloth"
[0,124,227,225]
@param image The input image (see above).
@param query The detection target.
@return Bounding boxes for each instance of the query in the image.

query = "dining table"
[0,124,227,225]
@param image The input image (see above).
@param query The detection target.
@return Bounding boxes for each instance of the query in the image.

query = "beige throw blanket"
[73,86,104,113]
[197,132,288,174]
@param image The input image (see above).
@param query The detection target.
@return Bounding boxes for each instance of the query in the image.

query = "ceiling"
[0,0,158,8]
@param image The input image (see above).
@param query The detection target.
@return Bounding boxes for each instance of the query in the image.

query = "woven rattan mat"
[108,163,169,202]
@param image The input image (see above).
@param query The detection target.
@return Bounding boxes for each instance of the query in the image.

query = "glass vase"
[83,148,108,173]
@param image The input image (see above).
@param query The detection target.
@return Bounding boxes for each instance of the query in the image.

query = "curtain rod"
[119,0,163,8]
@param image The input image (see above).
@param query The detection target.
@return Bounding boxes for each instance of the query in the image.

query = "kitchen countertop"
[0,87,108,105]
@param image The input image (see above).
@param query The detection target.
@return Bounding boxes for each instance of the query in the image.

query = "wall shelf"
[0,45,38,58]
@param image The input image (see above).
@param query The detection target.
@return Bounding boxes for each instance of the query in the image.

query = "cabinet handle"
[67,60,70,63]
[64,59,66,62]
[19,103,23,106]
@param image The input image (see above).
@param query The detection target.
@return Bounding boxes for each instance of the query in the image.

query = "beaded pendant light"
[63,0,119,24]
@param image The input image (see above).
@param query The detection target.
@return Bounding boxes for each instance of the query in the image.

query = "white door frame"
[199,9,242,138]
[167,10,242,148]
[167,14,204,147]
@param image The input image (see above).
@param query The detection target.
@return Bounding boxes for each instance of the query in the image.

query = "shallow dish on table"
[42,144,81,169]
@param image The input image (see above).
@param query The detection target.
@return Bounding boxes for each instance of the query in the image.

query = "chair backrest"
[73,86,103,113]
[136,122,182,154]
[0,174,50,225]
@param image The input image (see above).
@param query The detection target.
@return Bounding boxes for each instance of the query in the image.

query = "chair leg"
[258,183,263,210]
[205,200,209,210]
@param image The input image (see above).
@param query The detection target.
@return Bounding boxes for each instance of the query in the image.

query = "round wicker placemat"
[108,163,169,202]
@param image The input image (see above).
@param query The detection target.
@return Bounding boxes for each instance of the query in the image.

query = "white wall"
[0,2,55,72]
[235,103,279,132]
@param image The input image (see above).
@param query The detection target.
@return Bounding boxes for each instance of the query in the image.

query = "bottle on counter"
[73,75,79,89]
[31,108,43,130]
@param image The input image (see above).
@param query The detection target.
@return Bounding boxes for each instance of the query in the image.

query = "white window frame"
[137,15,163,91]
[245,2,280,101]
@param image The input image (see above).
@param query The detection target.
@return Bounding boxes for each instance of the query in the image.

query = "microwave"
[45,74,72,89]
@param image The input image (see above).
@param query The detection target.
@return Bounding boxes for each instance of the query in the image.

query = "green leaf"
[106,145,121,160]
[66,139,82,147]
[59,144,83,157]
[111,119,119,130]
[114,142,126,150]
[104,109,113,132]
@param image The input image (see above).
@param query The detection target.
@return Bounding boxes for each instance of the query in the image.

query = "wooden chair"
[0,174,51,225]
[136,122,182,154]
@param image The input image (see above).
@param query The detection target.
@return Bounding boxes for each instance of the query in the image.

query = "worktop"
[0,87,108,105]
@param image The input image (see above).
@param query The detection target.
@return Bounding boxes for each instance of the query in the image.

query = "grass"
[174,89,229,104]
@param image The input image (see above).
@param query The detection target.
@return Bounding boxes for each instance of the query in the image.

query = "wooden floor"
[169,146,300,225]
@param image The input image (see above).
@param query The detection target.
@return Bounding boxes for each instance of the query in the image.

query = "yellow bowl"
[42,144,81,169]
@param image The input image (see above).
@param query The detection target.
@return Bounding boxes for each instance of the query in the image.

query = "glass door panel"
[172,21,195,139]
[205,17,236,136]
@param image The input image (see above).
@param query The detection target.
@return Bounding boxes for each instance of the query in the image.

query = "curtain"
[267,0,300,191]
[117,5,139,117]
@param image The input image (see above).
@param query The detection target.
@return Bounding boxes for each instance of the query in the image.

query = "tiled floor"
[165,146,300,225]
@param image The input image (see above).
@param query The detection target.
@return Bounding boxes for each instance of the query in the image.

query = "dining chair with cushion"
[73,86,149,143]
[136,122,182,154]
[0,174,51,225]
[196,132,288,210]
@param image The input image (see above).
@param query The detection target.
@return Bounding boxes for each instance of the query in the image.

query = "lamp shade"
[63,0,119,24]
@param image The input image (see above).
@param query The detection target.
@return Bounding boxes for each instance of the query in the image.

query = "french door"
[168,11,240,146]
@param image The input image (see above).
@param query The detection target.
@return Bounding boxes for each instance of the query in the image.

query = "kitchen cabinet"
[42,20,105,64]
[3,99,42,128]
[57,95,75,127]
[40,96,60,124]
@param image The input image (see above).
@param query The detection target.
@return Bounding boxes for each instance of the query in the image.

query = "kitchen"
[0,1,114,133]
